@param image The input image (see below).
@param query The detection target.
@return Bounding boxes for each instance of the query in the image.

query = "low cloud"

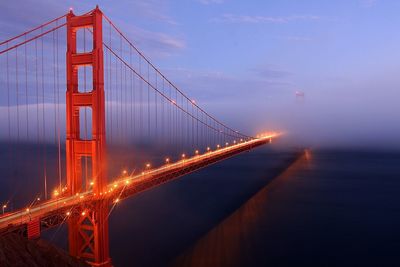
[119,24,186,58]
[197,0,224,5]
[128,0,178,25]
[361,0,378,8]
[211,14,321,24]
[249,65,293,79]
[162,67,293,104]
[279,36,313,42]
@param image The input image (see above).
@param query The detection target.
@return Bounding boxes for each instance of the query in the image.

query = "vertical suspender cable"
[24,34,29,140]
[6,44,11,148]
[147,63,150,138]
[56,22,62,193]
[155,71,158,143]
[119,35,123,142]
[41,29,47,200]
[139,57,143,140]
[109,22,113,143]
[15,47,20,142]
[130,45,133,142]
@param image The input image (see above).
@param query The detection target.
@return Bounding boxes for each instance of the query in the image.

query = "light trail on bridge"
[0,134,277,233]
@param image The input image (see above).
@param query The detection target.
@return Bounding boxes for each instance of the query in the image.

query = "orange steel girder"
[66,7,111,267]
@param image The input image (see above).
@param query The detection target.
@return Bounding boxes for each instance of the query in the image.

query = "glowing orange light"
[66,211,71,216]
[195,150,199,155]
[2,205,6,209]
[146,163,151,168]
[26,208,30,212]
[217,144,220,148]
[207,147,210,151]
[182,153,186,158]
[81,211,86,216]
[165,158,170,163]
[122,170,127,175]
[114,198,120,204]
[225,142,229,146]
[37,198,40,201]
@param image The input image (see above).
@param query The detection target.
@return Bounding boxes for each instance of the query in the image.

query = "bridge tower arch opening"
[66,6,111,267]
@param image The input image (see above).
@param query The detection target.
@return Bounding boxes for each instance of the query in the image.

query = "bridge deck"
[0,136,275,235]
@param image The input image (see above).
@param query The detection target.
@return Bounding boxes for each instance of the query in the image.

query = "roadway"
[0,135,277,234]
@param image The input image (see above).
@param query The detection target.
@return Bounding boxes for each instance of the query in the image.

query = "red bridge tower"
[66,7,110,266]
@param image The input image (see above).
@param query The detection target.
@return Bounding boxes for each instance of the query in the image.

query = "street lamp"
[144,163,151,174]
[2,205,6,215]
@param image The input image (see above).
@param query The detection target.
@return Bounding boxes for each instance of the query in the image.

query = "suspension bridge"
[0,6,277,266]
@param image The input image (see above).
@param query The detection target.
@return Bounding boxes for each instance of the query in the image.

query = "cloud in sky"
[249,65,293,79]
[100,0,184,58]
[361,0,378,8]
[163,66,293,104]
[211,14,321,24]
[197,0,224,5]
[128,0,178,25]
[279,36,313,42]
[114,22,185,58]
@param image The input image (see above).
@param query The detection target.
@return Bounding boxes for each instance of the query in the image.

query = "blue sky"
[1,0,399,148]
